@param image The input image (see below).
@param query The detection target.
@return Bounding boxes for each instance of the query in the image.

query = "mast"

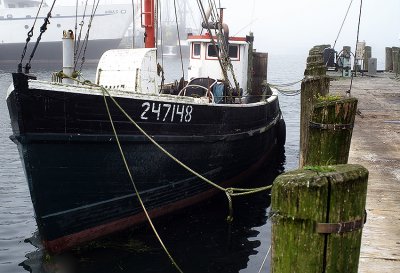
[142,0,156,48]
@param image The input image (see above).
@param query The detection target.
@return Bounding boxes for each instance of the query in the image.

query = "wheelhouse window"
[192,43,201,59]
[228,45,240,60]
[207,44,220,59]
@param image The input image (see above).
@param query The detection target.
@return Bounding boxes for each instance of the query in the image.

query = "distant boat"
[7,0,285,253]
[0,0,132,61]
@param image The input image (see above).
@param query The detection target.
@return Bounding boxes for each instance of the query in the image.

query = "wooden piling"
[392,47,400,74]
[385,47,393,71]
[252,52,268,94]
[299,46,330,168]
[305,97,358,166]
[247,32,254,94]
[363,46,371,71]
[271,164,368,273]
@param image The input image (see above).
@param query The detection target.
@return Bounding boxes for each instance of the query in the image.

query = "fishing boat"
[0,0,132,61]
[6,0,285,253]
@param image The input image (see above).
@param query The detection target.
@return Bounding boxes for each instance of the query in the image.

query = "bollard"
[305,97,358,166]
[271,164,368,273]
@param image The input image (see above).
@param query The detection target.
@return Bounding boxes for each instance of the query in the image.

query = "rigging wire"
[18,0,45,72]
[24,0,58,73]
[349,0,363,96]
[196,0,232,89]
[74,0,89,69]
[157,0,165,88]
[250,0,256,31]
[74,0,79,58]
[232,19,258,37]
[173,0,185,80]
[78,0,101,73]
[211,0,240,92]
[131,0,135,48]
[208,0,218,23]
[158,0,164,64]
[333,0,354,50]
[196,0,206,35]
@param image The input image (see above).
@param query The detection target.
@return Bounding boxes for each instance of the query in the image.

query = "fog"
[58,0,399,60]
[222,0,400,57]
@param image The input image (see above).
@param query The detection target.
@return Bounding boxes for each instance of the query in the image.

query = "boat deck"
[329,72,400,272]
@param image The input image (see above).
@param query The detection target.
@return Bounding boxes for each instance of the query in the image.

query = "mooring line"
[55,75,276,272]
[102,91,184,273]
[58,75,273,200]
[97,84,272,194]
[257,245,272,273]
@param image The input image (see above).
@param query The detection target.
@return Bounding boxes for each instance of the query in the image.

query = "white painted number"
[185,105,193,122]
[176,105,184,122]
[151,103,161,120]
[141,102,150,120]
[140,102,193,123]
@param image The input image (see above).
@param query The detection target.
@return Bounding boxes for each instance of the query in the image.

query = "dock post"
[392,47,400,75]
[385,47,393,71]
[271,164,368,273]
[299,46,330,168]
[252,52,269,93]
[363,46,371,71]
[305,97,358,166]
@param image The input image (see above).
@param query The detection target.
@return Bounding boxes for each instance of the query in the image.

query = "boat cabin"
[187,33,250,95]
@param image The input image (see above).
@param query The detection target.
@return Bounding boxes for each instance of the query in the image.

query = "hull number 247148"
[141,102,193,123]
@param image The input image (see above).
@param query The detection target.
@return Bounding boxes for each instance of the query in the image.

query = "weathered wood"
[392,47,400,74]
[271,164,369,273]
[299,46,330,168]
[247,32,254,94]
[385,47,393,71]
[251,52,268,94]
[305,97,358,166]
[363,46,371,71]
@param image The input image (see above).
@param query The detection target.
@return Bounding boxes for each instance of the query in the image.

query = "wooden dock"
[329,73,400,272]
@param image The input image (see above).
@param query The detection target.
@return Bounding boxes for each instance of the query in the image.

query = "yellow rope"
[55,74,276,272]
[59,74,273,212]
[102,92,184,273]
[98,85,273,196]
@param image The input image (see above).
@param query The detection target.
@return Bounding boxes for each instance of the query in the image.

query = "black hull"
[0,39,122,62]
[7,73,283,252]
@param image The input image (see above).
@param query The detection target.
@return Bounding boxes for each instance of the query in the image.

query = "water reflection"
[20,148,285,273]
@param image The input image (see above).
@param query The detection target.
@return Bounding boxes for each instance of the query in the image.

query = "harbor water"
[0,54,305,273]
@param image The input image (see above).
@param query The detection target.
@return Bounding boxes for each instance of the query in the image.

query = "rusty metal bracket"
[316,213,367,234]
[309,121,354,130]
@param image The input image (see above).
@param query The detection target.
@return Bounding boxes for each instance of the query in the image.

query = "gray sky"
[222,0,400,56]
[60,0,399,58]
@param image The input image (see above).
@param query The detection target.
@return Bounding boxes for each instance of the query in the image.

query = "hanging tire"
[277,118,286,147]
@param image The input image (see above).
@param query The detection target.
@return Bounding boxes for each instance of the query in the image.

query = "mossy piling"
[271,164,368,273]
